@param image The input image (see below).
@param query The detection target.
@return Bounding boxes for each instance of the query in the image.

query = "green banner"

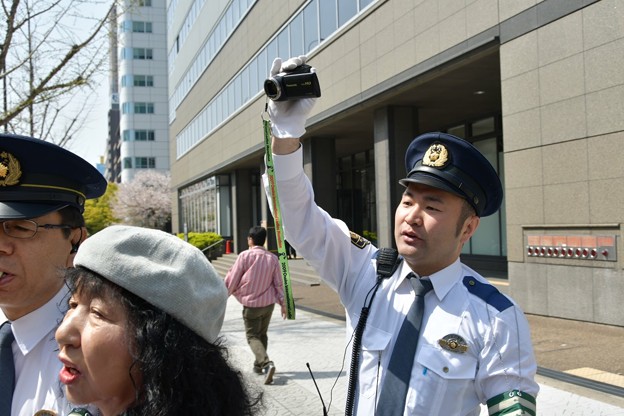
[263,117,296,320]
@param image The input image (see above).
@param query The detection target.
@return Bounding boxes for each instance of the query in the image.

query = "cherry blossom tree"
[112,170,172,230]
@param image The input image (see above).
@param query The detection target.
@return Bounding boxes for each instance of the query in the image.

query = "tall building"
[167,0,624,327]
[108,0,169,183]
[106,4,121,183]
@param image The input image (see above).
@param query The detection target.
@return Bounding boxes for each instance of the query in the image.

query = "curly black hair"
[64,267,263,416]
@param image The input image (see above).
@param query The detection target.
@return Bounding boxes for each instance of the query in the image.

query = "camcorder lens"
[263,78,282,100]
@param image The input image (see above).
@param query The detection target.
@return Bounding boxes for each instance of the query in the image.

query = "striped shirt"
[224,246,284,308]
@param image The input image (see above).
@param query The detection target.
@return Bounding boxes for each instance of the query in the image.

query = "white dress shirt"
[9,287,73,416]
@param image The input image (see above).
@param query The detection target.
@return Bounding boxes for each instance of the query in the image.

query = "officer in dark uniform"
[264,56,538,415]
[0,134,106,415]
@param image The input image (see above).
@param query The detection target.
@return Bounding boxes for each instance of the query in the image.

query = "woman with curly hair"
[55,225,262,416]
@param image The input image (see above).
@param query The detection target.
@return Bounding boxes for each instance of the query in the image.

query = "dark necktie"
[376,273,433,415]
[0,322,15,416]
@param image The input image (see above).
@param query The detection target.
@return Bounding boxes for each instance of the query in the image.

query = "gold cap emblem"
[422,143,449,168]
[0,150,21,186]
[438,333,468,353]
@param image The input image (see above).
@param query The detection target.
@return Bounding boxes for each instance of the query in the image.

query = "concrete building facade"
[167,0,624,326]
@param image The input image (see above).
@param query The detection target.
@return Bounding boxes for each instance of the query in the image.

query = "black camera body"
[264,64,321,101]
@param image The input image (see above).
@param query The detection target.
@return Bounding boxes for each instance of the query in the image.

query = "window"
[122,130,155,141]
[449,116,504,257]
[137,0,152,6]
[277,28,289,61]
[472,117,495,136]
[468,138,502,256]
[135,103,155,114]
[120,21,153,33]
[121,102,155,114]
[303,0,319,53]
[290,14,304,57]
[121,75,153,87]
[134,75,154,87]
[135,130,155,141]
[133,48,153,60]
[338,0,358,26]
[133,21,153,33]
[319,0,337,41]
[123,157,132,169]
[135,157,156,169]
[336,150,376,242]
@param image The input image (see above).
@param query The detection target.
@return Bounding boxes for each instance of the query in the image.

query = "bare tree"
[112,170,172,230]
[0,0,114,146]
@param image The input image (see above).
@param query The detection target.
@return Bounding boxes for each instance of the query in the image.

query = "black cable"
[321,278,379,415]
[345,280,382,416]
[344,248,400,416]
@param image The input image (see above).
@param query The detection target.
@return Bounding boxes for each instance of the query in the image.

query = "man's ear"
[67,226,87,266]
[459,215,480,245]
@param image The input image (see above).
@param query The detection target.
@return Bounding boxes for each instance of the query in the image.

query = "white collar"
[399,258,463,301]
[11,286,69,355]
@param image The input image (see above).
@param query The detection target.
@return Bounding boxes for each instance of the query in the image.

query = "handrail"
[202,238,225,252]
[201,238,226,261]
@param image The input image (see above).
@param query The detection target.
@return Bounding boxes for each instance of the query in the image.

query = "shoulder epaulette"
[463,276,512,312]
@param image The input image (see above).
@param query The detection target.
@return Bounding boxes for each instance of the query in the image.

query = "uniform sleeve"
[475,305,539,415]
[263,147,377,307]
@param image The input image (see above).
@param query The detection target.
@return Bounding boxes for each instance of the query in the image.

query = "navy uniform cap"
[399,132,503,217]
[0,134,107,219]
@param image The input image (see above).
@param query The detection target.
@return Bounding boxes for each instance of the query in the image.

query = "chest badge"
[34,411,58,416]
[438,333,468,354]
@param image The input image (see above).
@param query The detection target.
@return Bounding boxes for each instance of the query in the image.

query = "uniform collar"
[399,258,462,301]
[11,286,69,355]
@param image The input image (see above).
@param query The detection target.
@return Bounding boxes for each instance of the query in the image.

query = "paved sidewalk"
[221,296,624,416]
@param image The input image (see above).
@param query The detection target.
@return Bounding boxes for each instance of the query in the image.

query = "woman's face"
[56,289,140,416]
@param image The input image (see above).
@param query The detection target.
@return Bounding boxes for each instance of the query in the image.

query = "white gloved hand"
[267,56,317,139]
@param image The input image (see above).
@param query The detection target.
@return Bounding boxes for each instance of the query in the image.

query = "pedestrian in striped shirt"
[225,226,286,385]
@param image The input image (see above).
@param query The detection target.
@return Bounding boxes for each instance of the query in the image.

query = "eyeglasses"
[1,220,74,239]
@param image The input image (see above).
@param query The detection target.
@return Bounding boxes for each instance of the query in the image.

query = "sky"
[62,1,112,168]
[67,77,110,167]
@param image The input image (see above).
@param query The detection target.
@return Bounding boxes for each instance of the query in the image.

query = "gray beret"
[74,225,228,343]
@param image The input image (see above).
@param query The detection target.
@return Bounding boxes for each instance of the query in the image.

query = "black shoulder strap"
[376,248,402,279]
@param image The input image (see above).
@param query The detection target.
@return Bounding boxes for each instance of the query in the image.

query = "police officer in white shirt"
[0,135,106,416]
[264,56,539,415]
